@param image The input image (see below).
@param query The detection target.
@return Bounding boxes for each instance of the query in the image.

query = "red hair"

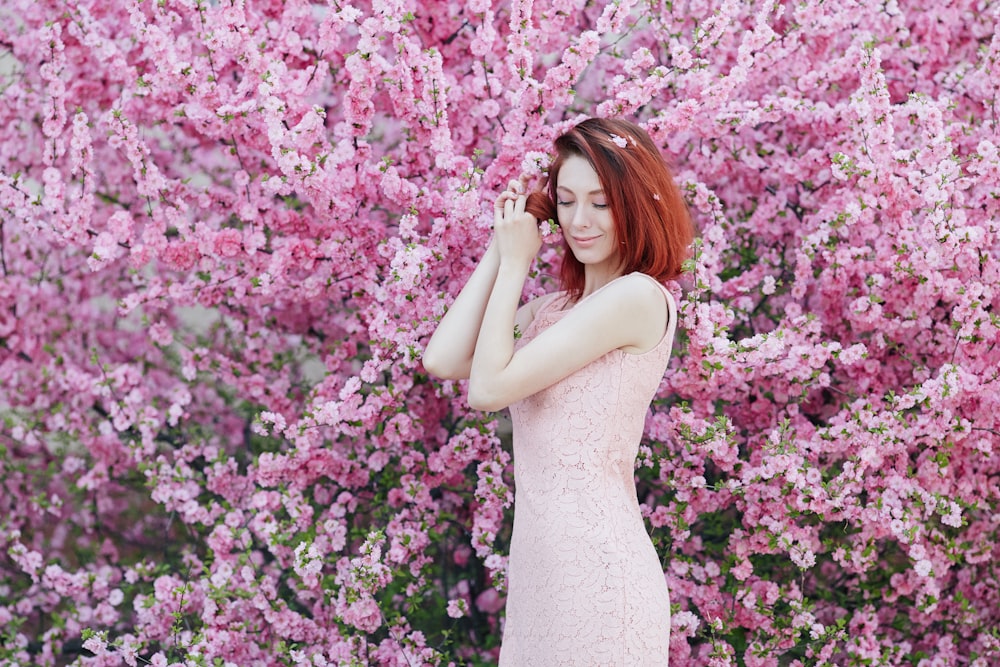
[525,118,693,301]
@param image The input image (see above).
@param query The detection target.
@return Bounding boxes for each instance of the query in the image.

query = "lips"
[572,235,601,247]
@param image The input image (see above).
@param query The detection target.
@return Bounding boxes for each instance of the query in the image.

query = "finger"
[507,179,522,194]
[514,193,527,216]
[504,197,515,219]
[495,190,515,208]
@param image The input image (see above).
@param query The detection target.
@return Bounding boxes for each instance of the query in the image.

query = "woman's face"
[556,155,619,269]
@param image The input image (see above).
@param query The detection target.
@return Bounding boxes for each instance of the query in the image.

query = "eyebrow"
[556,185,605,195]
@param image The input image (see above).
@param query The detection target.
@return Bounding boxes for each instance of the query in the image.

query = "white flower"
[762,275,777,295]
[672,610,701,633]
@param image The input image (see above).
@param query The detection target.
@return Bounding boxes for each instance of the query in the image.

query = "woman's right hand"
[493,177,542,271]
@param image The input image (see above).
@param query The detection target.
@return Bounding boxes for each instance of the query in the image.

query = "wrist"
[497,257,532,279]
[479,240,500,268]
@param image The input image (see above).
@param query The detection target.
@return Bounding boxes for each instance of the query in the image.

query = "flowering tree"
[1,0,998,665]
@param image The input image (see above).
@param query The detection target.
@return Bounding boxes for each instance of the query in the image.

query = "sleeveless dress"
[498,273,677,666]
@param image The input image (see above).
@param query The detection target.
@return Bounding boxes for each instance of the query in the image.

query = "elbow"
[421,350,445,378]
[467,381,508,412]
[422,348,467,381]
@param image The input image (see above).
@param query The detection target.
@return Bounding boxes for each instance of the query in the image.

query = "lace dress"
[499,273,677,666]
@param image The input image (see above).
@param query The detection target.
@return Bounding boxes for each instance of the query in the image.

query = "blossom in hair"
[538,218,561,244]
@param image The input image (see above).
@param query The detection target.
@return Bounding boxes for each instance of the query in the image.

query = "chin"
[575,251,616,265]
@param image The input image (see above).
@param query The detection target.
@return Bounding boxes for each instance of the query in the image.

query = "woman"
[423,117,693,665]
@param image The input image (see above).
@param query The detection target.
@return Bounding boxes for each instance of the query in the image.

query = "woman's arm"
[468,272,667,411]
[423,178,533,380]
[422,241,500,380]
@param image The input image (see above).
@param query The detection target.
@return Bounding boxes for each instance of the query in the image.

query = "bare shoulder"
[594,273,667,312]
[585,273,668,352]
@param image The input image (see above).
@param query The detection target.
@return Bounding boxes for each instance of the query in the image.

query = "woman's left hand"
[493,178,542,270]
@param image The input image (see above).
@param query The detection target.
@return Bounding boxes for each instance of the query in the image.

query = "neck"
[579,264,624,300]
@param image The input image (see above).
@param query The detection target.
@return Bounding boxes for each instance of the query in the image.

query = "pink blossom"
[475,588,504,614]
[212,229,243,258]
[446,598,467,619]
[82,634,109,656]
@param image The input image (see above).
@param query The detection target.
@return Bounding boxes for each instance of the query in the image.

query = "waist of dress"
[513,453,639,482]
[513,474,642,505]
[510,492,649,544]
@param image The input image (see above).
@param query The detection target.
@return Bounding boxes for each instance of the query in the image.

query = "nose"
[569,204,590,230]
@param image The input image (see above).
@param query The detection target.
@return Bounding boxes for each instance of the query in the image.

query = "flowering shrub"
[1,0,998,665]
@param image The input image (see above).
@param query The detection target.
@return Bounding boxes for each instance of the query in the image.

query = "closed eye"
[557,200,574,207]
[593,203,608,210]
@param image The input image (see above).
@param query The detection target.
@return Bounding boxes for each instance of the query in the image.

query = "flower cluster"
[0,0,997,665]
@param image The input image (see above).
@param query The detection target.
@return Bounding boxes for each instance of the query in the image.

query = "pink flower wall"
[1,0,997,665]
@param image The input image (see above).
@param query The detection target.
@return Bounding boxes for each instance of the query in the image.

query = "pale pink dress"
[499,273,677,666]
